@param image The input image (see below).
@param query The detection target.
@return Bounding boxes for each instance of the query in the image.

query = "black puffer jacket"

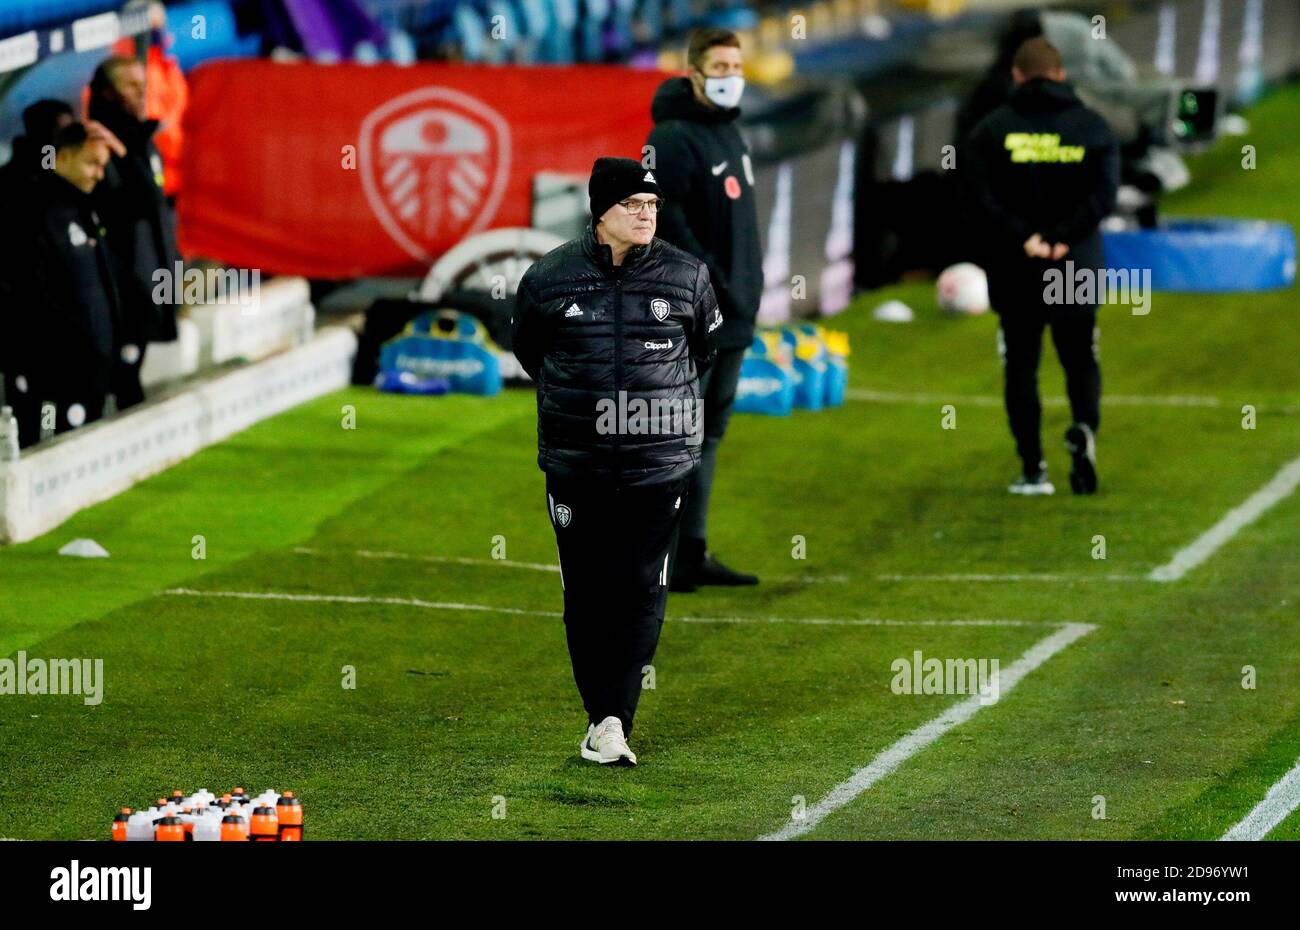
[647,77,762,350]
[512,224,721,487]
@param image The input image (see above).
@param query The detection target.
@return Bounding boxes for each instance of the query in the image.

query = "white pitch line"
[846,388,1223,409]
[164,587,563,618]
[294,547,849,584]
[759,621,1097,841]
[294,546,561,574]
[679,615,1045,628]
[1149,452,1300,581]
[1221,756,1300,841]
[163,588,1059,630]
[877,573,1144,583]
[770,575,850,584]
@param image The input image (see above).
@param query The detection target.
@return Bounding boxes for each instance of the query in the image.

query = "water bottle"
[126,811,155,841]
[276,792,303,841]
[112,808,131,841]
[0,406,18,462]
[220,811,249,841]
[193,811,222,842]
[249,805,279,842]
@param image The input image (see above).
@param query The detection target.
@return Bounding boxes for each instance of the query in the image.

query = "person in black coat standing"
[1,123,125,446]
[963,38,1119,496]
[511,157,721,765]
[1,100,75,430]
[88,56,181,412]
[646,28,763,591]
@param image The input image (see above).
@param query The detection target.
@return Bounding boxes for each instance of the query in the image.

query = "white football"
[936,263,990,315]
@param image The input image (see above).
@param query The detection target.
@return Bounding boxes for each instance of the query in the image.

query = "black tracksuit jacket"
[646,77,762,350]
[511,224,721,487]
[962,78,1120,309]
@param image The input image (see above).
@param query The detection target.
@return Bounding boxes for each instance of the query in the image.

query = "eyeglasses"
[619,198,664,215]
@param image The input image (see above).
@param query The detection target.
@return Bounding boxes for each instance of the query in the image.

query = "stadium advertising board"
[178,61,665,276]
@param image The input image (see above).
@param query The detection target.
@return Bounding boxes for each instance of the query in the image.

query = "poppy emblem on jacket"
[359,87,512,263]
[554,504,572,528]
[724,176,741,200]
[650,298,670,321]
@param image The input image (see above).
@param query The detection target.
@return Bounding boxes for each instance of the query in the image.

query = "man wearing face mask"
[646,28,763,592]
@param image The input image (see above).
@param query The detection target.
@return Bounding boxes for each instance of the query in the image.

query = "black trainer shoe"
[670,536,703,592]
[1064,423,1098,495]
[669,568,698,593]
[694,552,759,586]
[1008,463,1055,496]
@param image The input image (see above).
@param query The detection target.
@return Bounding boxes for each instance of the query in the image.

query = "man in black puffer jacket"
[646,28,763,591]
[512,157,721,766]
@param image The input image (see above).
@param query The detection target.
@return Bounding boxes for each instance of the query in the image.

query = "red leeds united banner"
[178,61,666,277]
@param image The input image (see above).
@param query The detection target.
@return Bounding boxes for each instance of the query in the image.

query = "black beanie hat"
[589,157,663,224]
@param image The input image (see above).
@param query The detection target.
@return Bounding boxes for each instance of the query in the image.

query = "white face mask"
[701,73,745,109]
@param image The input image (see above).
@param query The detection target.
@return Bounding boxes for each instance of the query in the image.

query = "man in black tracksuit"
[512,157,721,765]
[646,28,763,590]
[88,56,181,412]
[963,38,1119,495]
[1,123,125,446]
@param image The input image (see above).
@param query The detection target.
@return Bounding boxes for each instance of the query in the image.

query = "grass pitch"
[2,88,1299,841]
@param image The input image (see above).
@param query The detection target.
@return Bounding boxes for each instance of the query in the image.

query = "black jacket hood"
[1010,78,1083,115]
[651,76,740,125]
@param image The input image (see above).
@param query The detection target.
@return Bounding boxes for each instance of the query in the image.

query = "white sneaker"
[1008,467,1055,496]
[580,716,637,766]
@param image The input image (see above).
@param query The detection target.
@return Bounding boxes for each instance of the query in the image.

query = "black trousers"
[546,473,686,736]
[680,344,745,542]
[997,307,1101,471]
[3,370,109,448]
[111,348,147,412]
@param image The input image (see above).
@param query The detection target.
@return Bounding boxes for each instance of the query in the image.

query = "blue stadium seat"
[635,0,663,46]
[451,2,488,62]
[577,0,611,62]
[536,0,576,63]
[604,0,636,58]
[0,0,119,37]
[388,27,417,65]
[509,0,550,64]
[483,0,518,63]
[698,6,758,31]
[164,2,261,72]
[662,0,691,33]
